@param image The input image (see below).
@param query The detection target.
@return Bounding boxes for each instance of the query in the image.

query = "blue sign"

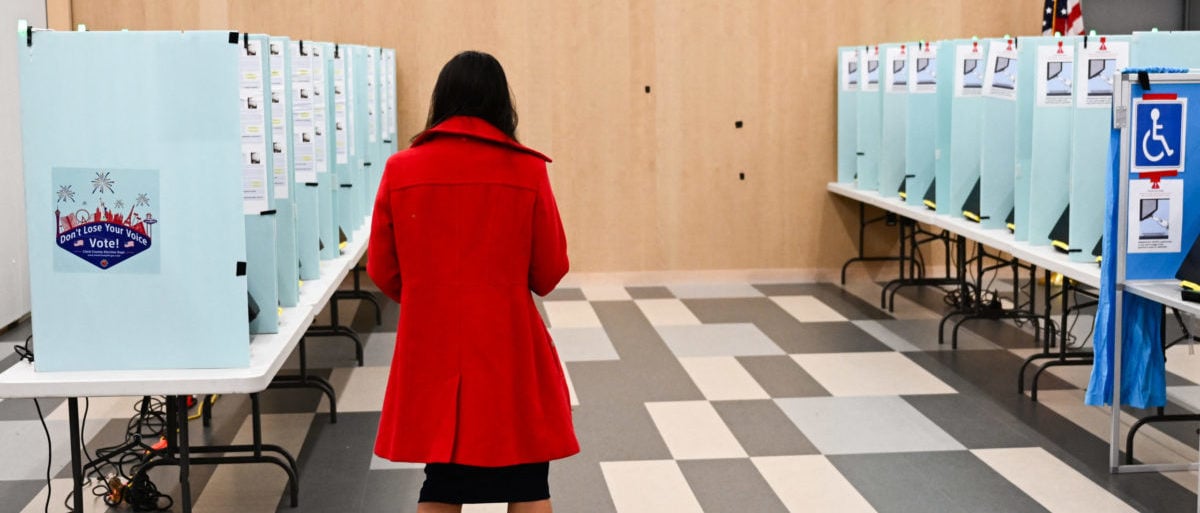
[52,167,160,273]
[1133,99,1186,173]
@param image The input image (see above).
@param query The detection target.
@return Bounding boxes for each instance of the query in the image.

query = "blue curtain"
[1085,127,1167,408]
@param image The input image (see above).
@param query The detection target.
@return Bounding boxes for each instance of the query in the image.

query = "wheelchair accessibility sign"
[1132,96,1186,174]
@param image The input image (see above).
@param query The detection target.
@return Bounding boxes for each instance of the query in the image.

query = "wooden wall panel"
[66,0,1046,272]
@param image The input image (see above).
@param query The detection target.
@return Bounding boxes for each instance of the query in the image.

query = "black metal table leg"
[68,397,84,513]
[176,395,193,512]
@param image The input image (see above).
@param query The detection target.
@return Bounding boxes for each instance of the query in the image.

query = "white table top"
[1126,280,1200,317]
[0,220,372,399]
[827,182,1102,289]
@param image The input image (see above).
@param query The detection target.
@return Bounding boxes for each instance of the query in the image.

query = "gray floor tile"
[776,396,964,455]
[851,320,922,352]
[549,448,618,513]
[0,397,63,422]
[773,322,892,354]
[0,319,31,343]
[903,394,1041,449]
[865,318,1001,351]
[735,355,830,398]
[0,480,46,513]
[712,400,818,457]
[544,288,586,301]
[679,459,790,513]
[656,323,784,358]
[828,451,1050,513]
[668,283,764,299]
[567,362,680,462]
[283,412,379,512]
[357,468,424,513]
[626,286,674,299]
[589,302,703,402]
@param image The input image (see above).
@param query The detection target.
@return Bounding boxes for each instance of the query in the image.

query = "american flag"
[1043,0,1084,36]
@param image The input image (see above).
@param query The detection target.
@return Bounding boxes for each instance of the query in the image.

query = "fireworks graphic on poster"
[91,171,115,194]
[56,185,76,204]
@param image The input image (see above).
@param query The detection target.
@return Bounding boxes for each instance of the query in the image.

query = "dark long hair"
[422,51,518,140]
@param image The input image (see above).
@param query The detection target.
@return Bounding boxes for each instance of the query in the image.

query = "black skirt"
[418,462,550,504]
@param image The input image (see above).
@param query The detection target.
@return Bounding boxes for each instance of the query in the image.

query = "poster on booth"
[1036,42,1074,107]
[982,40,1018,100]
[954,42,984,97]
[908,43,937,94]
[1076,38,1128,108]
[52,168,160,273]
[334,50,349,165]
[840,49,859,92]
[885,46,907,94]
[1127,178,1183,253]
[291,41,317,184]
[860,47,879,93]
[269,40,289,200]
[313,45,329,174]
[240,39,269,215]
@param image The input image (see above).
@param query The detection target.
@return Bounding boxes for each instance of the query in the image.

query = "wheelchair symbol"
[1142,108,1176,163]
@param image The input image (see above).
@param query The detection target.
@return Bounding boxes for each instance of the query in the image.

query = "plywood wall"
[59,0,1043,273]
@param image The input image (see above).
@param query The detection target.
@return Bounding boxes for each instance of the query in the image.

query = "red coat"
[368,116,578,466]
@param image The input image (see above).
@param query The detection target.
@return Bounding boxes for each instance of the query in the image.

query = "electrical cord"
[13,338,52,513]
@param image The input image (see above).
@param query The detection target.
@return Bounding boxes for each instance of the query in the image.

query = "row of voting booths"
[18,25,398,372]
[836,33,1148,262]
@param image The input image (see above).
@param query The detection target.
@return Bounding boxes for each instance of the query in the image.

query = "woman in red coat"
[367,51,578,513]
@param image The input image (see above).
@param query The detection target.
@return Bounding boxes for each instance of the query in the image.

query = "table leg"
[176,395,193,512]
[68,397,84,513]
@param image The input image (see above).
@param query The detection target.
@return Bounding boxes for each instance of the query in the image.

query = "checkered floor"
[1,277,1199,512]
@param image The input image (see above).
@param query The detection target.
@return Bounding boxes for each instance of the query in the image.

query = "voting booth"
[904,41,938,208]
[17,26,394,372]
[19,29,252,371]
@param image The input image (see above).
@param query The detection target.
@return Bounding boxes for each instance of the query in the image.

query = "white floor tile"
[776,396,964,455]
[679,356,769,401]
[791,352,955,396]
[752,455,876,513]
[544,300,603,328]
[656,323,784,358]
[549,327,619,361]
[771,296,847,323]
[1166,344,1200,384]
[564,360,579,407]
[581,285,632,301]
[635,299,701,326]
[20,478,111,513]
[463,503,508,512]
[318,366,388,412]
[369,455,424,470]
[645,401,746,459]
[601,460,704,513]
[974,447,1137,513]
[851,320,921,352]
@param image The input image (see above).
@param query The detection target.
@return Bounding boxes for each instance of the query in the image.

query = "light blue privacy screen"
[879,43,912,198]
[948,39,988,216]
[350,45,370,225]
[290,39,322,279]
[333,44,358,243]
[979,38,1019,230]
[1013,37,1047,240]
[905,41,939,207]
[1027,36,1079,247]
[269,36,299,307]
[19,29,249,371]
[365,47,384,209]
[242,33,279,334]
[315,42,340,260]
[837,46,859,183]
[934,40,957,213]
[384,49,399,154]
[856,45,883,191]
[1069,35,1129,261]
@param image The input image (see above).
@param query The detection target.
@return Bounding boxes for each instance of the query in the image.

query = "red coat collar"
[411,116,552,162]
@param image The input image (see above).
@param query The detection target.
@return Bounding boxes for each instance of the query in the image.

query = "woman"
[367,51,578,513]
